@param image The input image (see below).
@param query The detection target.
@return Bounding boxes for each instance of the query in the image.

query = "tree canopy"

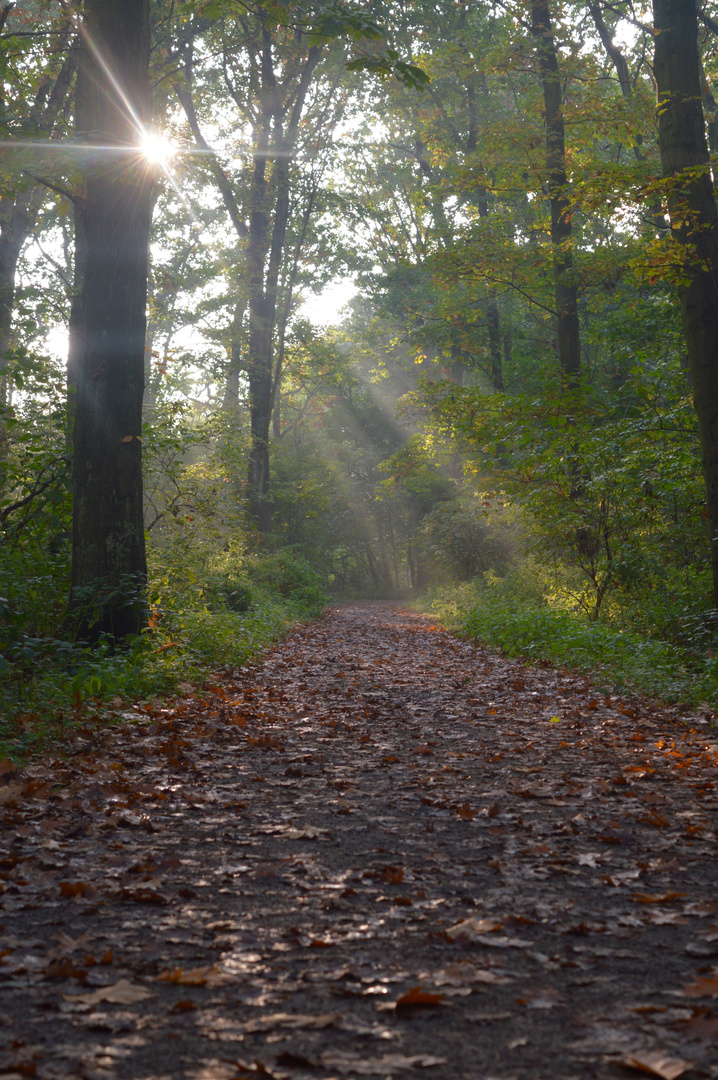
[3,0,718,725]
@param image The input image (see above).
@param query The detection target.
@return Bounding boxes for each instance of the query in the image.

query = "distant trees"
[3,0,718,650]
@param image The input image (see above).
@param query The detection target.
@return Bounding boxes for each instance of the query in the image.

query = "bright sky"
[299,278,357,327]
[43,277,358,364]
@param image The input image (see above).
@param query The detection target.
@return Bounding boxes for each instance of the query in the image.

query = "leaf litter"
[1,602,718,1078]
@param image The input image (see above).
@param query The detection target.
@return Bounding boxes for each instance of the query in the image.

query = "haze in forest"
[3,0,718,735]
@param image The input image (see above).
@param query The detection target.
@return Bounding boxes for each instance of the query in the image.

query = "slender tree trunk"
[530,0,581,383]
[469,78,503,390]
[176,25,323,534]
[0,42,76,455]
[0,189,39,417]
[223,300,245,411]
[70,0,153,639]
[653,0,718,608]
[66,195,86,449]
[245,30,321,533]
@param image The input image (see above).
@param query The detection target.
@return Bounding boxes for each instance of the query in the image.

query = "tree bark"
[70,0,153,639]
[245,27,321,533]
[530,0,581,384]
[653,0,718,608]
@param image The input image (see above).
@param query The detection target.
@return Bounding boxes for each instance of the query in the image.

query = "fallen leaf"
[681,974,718,997]
[0,782,24,805]
[63,978,151,1005]
[59,881,93,898]
[320,1052,446,1075]
[278,824,330,840]
[517,986,563,1009]
[243,1012,339,1032]
[620,1050,691,1079]
[445,916,502,941]
[633,892,687,904]
[157,965,228,986]
[395,986,444,1010]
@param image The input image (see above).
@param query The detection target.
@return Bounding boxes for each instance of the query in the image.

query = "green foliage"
[425,571,718,711]
[419,493,516,582]
[0,541,329,761]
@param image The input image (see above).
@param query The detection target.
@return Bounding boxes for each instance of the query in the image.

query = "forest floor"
[2,603,718,1080]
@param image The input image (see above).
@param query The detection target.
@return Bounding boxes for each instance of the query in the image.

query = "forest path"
[2,603,718,1080]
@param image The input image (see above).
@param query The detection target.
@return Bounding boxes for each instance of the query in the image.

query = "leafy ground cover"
[1,604,718,1080]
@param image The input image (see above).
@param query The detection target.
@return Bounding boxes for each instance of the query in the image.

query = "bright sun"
[140,132,175,166]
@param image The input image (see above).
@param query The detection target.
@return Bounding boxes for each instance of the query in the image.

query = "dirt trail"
[2,603,718,1080]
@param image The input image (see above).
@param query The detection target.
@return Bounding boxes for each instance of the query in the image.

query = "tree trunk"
[223,300,245,411]
[244,29,321,533]
[653,0,718,608]
[530,0,581,384]
[0,41,76,455]
[177,24,322,534]
[66,193,86,448]
[70,0,152,640]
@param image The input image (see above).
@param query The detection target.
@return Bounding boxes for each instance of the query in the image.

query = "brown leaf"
[620,1050,691,1079]
[63,978,151,1005]
[59,880,93,898]
[681,1014,718,1039]
[0,783,25,806]
[682,974,718,997]
[320,1052,447,1074]
[381,865,403,884]
[445,916,502,941]
[395,986,444,1010]
[633,891,687,904]
[157,965,229,987]
[517,987,563,1009]
[243,1012,339,1032]
[277,824,330,840]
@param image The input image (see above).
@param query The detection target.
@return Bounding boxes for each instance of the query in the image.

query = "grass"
[0,558,330,762]
[422,575,718,714]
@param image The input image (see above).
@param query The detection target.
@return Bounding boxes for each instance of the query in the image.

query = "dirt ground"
[2,603,718,1080]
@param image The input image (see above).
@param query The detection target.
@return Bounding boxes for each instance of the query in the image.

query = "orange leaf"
[59,881,92,898]
[157,964,224,986]
[170,998,197,1013]
[633,891,686,904]
[382,866,404,884]
[395,986,444,1009]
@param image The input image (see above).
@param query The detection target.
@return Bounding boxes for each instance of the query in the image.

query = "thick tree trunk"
[531,0,581,383]
[653,0,718,608]
[70,0,152,639]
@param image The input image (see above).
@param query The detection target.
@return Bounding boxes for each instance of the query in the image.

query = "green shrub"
[424,571,718,711]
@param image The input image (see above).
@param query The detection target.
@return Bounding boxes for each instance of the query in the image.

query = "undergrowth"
[0,549,329,762]
[423,569,718,713]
